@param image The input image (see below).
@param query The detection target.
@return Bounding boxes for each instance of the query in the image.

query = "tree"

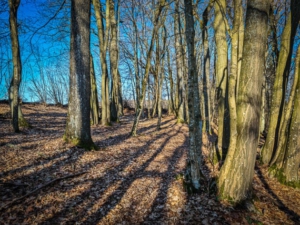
[109,0,123,122]
[90,54,100,125]
[283,46,300,184]
[213,0,229,159]
[166,47,175,115]
[174,0,186,123]
[184,0,203,192]
[8,0,22,132]
[262,0,300,165]
[156,26,166,130]
[218,0,270,203]
[202,6,212,134]
[64,0,95,149]
[92,0,111,126]
[130,0,167,136]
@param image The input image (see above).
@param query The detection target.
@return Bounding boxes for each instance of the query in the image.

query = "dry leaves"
[0,103,300,224]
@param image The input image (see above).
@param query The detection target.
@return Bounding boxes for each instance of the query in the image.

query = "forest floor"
[0,103,300,225]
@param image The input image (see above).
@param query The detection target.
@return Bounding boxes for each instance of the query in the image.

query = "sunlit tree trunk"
[202,7,211,134]
[236,2,244,99]
[8,77,28,127]
[8,0,21,132]
[264,9,278,134]
[156,57,163,130]
[213,0,229,159]
[147,76,151,118]
[260,76,266,134]
[157,27,166,129]
[218,0,270,203]
[218,0,242,181]
[174,0,185,123]
[262,13,292,164]
[64,0,94,149]
[116,0,123,116]
[184,0,202,192]
[133,18,140,114]
[283,48,300,183]
[152,74,158,118]
[182,35,189,124]
[166,48,175,115]
[131,0,167,136]
[270,48,300,167]
[109,0,121,122]
[90,54,99,125]
[262,0,300,164]
[92,0,111,126]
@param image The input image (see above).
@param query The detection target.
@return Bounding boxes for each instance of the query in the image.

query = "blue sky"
[1,0,298,104]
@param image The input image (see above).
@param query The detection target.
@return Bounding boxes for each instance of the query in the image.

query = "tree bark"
[184,0,203,191]
[270,45,300,166]
[262,0,300,164]
[109,0,121,122]
[174,0,185,123]
[8,0,21,132]
[64,0,94,149]
[130,0,167,136]
[90,54,99,125]
[222,0,242,169]
[283,48,300,183]
[157,27,166,130]
[167,48,175,115]
[92,0,111,126]
[203,7,211,134]
[213,0,229,159]
[218,0,270,203]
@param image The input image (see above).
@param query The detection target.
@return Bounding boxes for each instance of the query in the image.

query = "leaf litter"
[0,103,300,224]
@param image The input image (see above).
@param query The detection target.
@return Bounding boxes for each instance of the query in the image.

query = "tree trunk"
[64,0,94,150]
[117,70,123,116]
[157,60,163,130]
[109,0,120,122]
[203,8,211,134]
[283,49,300,183]
[152,74,158,118]
[270,45,300,167]
[90,54,99,125]
[174,0,185,123]
[147,77,151,119]
[184,0,203,192]
[130,1,166,136]
[133,18,141,113]
[157,27,166,129]
[218,0,270,203]
[166,48,175,115]
[9,78,28,128]
[262,0,300,164]
[8,0,21,132]
[225,0,242,169]
[92,0,111,126]
[213,0,229,159]
[264,10,278,134]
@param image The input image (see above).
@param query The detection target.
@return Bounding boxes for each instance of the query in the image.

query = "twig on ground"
[0,182,29,187]
[0,171,87,211]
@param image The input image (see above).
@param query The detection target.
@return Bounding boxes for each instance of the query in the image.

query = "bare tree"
[64,0,95,149]
[184,0,203,192]
[218,0,270,203]
[130,0,167,136]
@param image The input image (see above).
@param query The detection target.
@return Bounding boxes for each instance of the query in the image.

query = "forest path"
[0,104,299,224]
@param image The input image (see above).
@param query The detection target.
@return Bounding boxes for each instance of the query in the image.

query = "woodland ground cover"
[0,103,300,224]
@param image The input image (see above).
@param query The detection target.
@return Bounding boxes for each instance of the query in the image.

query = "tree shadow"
[41,125,186,224]
[256,166,300,223]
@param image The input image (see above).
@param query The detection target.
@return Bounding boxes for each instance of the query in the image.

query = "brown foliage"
[0,103,299,224]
